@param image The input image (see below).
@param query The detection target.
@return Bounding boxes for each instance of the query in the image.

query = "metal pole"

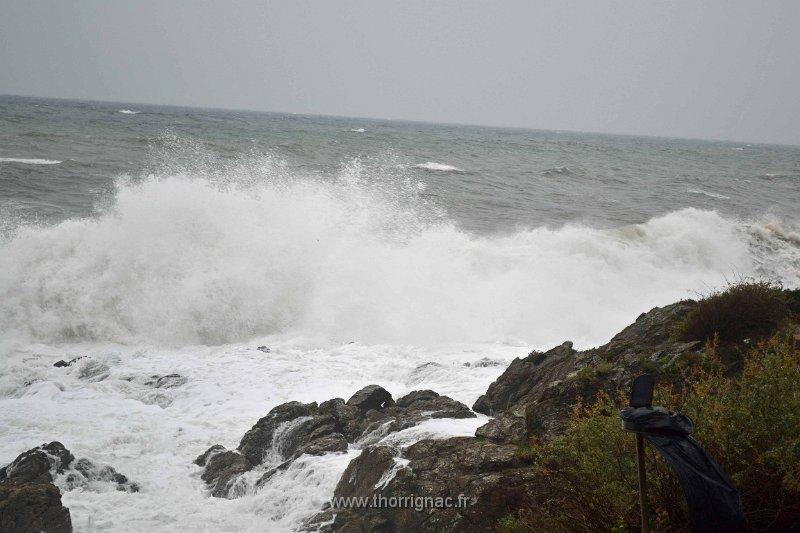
[636,434,649,533]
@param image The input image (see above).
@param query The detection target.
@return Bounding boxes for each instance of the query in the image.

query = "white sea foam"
[687,188,731,200]
[0,158,796,347]
[0,158,62,165]
[350,128,366,133]
[413,162,463,172]
[119,109,140,114]
[1,155,798,531]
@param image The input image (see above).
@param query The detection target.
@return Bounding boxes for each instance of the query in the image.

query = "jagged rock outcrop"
[195,385,475,499]
[323,438,540,533]
[0,442,74,532]
[473,301,701,438]
[0,441,140,533]
[0,442,74,485]
[0,482,72,533]
[323,302,710,532]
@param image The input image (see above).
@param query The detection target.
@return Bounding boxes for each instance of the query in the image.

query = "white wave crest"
[687,188,731,200]
[350,128,366,133]
[1,154,796,347]
[0,158,62,165]
[119,109,140,114]
[413,162,464,172]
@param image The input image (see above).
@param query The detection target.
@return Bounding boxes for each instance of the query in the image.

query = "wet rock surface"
[195,385,475,499]
[0,441,140,532]
[309,302,710,532]
[0,481,72,533]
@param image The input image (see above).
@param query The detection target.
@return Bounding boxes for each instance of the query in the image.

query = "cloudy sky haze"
[2,0,799,144]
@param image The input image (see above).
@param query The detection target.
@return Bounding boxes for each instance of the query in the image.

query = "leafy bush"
[496,511,535,533]
[526,334,800,532]
[678,280,790,344]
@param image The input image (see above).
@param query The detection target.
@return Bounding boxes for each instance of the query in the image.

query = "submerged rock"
[63,458,139,493]
[52,357,84,368]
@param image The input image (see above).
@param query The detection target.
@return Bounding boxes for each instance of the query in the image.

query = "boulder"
[328,437,537,533]
[0,442,73,484]
[197,386,476,499]
[346,385,395,411]
[238,401,318,465]
[0,481,72,533]
[334,446,396,499]
[200,448,253,498]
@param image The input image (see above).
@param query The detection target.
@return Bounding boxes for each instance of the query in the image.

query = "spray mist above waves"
[0,152,797,348]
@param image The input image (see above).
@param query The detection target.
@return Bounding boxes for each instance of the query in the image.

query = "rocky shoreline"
[0,298,717,532]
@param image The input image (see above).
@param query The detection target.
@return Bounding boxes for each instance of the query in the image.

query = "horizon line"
[2,92,798,149]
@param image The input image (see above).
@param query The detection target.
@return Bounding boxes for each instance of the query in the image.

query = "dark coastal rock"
[53,357,84,368]
[1,442,143,531]
[307,302,709,532]
[0,481,72,533]
[395,389,439,407]
[154,374,188,389]
[294,432,348,457]
[473,340,576,417]
[470,302,701,439]
[200,448,253,498]
[0,442,73,485]
[237,401,318,465]
[328,437,538,533]
[194,444,226,467]
[335,447,396,500]
[197,385,476,499]
[346,385,394,411]
[63,458,139,493]
[474,406,528,442]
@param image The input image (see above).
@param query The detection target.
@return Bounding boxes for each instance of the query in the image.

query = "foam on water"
[687,188,731,200]
[413,162,463,172]
[0,158,62,165]
[1,152,799,531]
[119,110,140,115]
[1,154,797,348]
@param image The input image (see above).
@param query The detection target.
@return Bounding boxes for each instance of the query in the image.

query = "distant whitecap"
[350,128,366,133]
[687,188,730,200]
[0,158,62,165]
[119,109,140,114]
[413,162,464,172]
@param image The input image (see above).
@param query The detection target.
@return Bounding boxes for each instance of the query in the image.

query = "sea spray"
[0,155,793,348]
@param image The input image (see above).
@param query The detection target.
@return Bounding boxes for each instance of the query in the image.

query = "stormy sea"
[1,95,798,531]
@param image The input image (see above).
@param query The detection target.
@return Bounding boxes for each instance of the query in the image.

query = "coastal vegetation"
[509,282,800,532]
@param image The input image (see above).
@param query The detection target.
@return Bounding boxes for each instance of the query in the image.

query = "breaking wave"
[0,154,797,348]
[413,162,463,172]
[0,158,62,165]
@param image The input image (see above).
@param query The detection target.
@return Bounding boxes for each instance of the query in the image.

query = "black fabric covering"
[621,406,746,532]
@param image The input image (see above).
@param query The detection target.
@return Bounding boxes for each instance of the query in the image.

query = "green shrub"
[786,289,800,317]
[527,334,800,532]
[496,511,534,533]
[678,280,790,344]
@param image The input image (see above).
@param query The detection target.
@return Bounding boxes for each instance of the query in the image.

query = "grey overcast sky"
[1,1,799,145]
